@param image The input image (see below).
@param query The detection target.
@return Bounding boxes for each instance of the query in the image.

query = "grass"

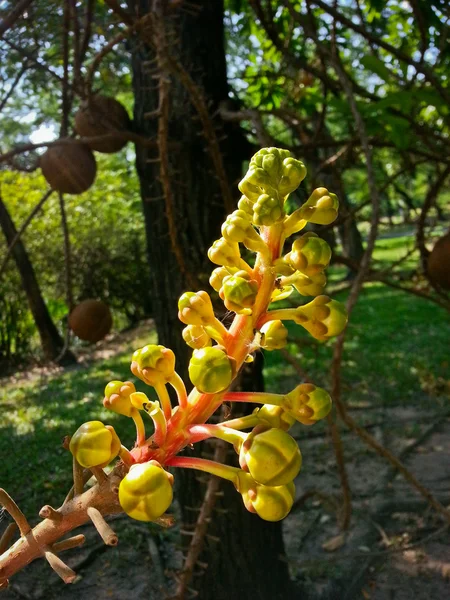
[0,328,157,516]
[1,234,449,517]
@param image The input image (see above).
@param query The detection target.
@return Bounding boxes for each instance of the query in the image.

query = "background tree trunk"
[128,1,293,598]
[0,194,75,365]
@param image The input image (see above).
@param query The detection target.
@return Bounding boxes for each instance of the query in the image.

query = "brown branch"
[52,534,85,553]
[87,507,118,546]
[0,189,53,278]
[337,406,450,526]
[0,525,17,556]
[0,466,126,587]
[319,32,381,528]
[0,64,28,113]
[0,490,31,536]
[173,440,228,600]
[0,132,159,165]
[311,0,450,106]
[79,0,94,64]
[43,549,76,583]
[0,0,34,38]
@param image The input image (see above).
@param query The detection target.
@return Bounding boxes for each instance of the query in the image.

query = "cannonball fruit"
[68,299,112,343]
[40,143,97,194]
[74,95,131,153]
[427,232,450,290]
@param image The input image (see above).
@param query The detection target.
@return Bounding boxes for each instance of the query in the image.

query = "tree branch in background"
[0,0,34,39]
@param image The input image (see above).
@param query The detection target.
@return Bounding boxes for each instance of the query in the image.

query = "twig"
[87,507,118,546]
[173,439,228,600]
[0,490,31,536]
[72,457,84,497]
[0,133,159,165]
[0,189,53,278]
[43,548,77,583]
[0,0,34,38]
[52,534,85,553]
[0,524,17,555]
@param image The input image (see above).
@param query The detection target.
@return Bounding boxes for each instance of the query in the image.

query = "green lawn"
[0,329,157,516]
[1,235,449,517]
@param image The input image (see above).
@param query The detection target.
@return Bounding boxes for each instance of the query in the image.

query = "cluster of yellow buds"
[68,147,347,525]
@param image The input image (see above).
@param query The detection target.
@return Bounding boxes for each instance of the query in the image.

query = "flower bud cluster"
[64,147,349,532]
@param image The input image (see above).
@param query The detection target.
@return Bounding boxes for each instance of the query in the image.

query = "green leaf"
[360,55,393,82]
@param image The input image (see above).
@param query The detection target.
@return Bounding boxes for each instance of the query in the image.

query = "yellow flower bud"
[182,325,212,349]
[209,266,236,292]
[220,273,258,314]
[299,187,339,225]
[252,194,283,226]
[222,210,267,254]
[131,344,176,385]
[260,320,288,350]
[69,421,121,468]
[119,462,174,522]
[239,148,306,200]
[178,291,215,326]
[286,232,332,276]
[279,157,307,197]
[188,346,234,394]
[256,404,295,431]
[237,195,254,217]
[284,383,332,425]
[252,481,295,521]
[239,474,295,522]
[103,380,136,417]
[239,427,302,486]
[293,272,327,297]
[208,238,241,268]
[295,295,348,341]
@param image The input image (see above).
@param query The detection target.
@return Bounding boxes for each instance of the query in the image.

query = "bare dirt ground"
[1,331,449,600]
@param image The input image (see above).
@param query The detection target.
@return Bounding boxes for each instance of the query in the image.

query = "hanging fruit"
[68,299,113,343]
[74,95,131,153]
[40,142,97,194]
[427,232,450,290]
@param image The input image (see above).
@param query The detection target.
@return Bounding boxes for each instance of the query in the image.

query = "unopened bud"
[69,421,121,468]
[188,347,234,394]
[220,273,258,314]
[103,380,136,417]
[299,187,339,225]
[182,325,212,349]
[178,291,215,326]
[119,462,174,522]
[260,320,288,350]
[295,295,347,340]
[131,344,176,385]
[208,238,241,268]
[239,427,302,486]
[293,272,327,297]
[252,194,283,226]
[284,383,332,424]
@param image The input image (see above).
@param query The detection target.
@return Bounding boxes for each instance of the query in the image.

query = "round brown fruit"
[74,95,131,153]
[40,143,97,194]
[427,232,450,290]
[68,300,113,343]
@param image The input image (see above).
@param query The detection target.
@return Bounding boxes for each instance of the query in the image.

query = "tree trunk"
[128,2,292,598]
[0,194,75,365]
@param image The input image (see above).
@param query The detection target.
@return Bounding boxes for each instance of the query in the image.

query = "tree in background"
[0,0,450,598]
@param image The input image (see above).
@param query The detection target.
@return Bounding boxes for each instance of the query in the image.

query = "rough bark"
[0,194,75,365]
[128,2,292,598]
